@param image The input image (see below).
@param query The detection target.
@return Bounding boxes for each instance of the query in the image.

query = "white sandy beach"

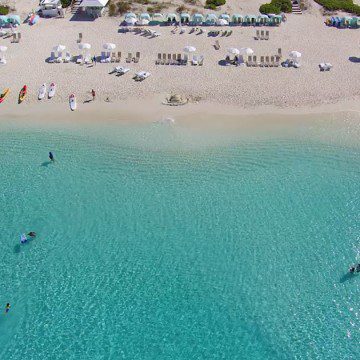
[0,0,359,112]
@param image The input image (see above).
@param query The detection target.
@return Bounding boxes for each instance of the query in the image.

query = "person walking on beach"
[5,303,10,314]
[91,89,96,101]
[49,151,54,162]
[92,55,96,66]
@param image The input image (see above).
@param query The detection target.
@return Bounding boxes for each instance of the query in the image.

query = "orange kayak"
[19,85,27,103]
[0,88,10,104]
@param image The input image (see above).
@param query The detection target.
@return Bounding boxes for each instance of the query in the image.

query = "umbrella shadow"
[349,56,360,63]
[218,59,231,67]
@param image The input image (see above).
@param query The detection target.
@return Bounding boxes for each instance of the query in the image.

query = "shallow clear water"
[0,119,359,359]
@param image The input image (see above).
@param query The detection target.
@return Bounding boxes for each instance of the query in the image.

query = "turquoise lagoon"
[0,116,359,359]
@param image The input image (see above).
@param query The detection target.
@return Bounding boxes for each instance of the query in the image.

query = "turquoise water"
[0,119,359,359]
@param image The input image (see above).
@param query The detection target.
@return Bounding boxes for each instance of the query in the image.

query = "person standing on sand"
[91,89,96,101]
[92,56,96,66]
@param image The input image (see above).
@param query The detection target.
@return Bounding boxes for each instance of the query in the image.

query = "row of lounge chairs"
[100,52,140,63]
[247,55,281,67]
[48,51,72,63]
[208,30,233,37]
[255,30,269,40]
[155,53,204,65]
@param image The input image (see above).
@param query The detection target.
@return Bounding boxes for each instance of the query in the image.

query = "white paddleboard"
[69,94,76,111]
[38,83,46,100]
[48,83,56,99]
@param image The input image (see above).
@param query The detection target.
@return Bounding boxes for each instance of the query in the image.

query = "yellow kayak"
[0,88,10,104]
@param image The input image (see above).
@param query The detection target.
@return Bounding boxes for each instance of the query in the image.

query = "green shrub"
[108,2,116,16]
[60,0,71,8]
[0,5,10,15]
[259,0,292,14]
[117,1,131,14]
[313,0,360,15]
[205,0,226,9]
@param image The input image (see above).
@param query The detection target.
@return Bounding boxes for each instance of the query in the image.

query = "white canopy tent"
[80,0,109,17]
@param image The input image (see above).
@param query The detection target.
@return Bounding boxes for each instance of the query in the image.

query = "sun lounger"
[264,30,269,40]
[77,33,82,43]
[264,56,270,67]
[183,54,188,65]
[259,56,265,67]
[269,56,275,67]
[134,52,140,63]
[214,40,220,50]
[227,30,232,37]
[260,30,264,40]
[277,48,282,59]
[155,53,162,65]
[111,52,116,63]
[171,54,177,65]
[274,55,280,67]
[55,52,63,63]
[126,53,132,63]
[84,53,91,64]
[192,55,198,65]
[255,30,260,40]
[64,52,71,63]
[114,66,130,75]
[198,55,204,66]
[177,54,182,64]
[252,55,258,67]
[49,51,56,63]
[116,51,121,62]
[76,54,83,64]
[166,54,171,65]
[247,55,253,66]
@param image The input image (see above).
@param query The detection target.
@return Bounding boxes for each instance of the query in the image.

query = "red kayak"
[19,85,27,103]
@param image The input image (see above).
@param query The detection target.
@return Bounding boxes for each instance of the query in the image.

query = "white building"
[80,0,109,18]
[38,0,63,17]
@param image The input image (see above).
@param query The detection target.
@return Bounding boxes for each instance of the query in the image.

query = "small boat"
[38,83,46,100]
[18,85,27,103]
[0,88,10,103]
[48,83,56,99]
[69,94,77,111]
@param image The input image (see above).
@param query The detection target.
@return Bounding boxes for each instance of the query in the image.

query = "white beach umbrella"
[0,45,8,52]
[183,46,196,53]
[125,17,137,25]
[103,43,116,51]
[289,51,301,58]
[78,43,91,50]
[228,48,240,55]
[53,44,66,52]
[239,47,254,56]
[217,19,228,26]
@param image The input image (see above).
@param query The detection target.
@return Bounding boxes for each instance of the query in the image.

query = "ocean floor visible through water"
[0,113,359,359]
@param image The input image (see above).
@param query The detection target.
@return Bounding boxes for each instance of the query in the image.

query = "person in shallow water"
[49,152,54,161]
[27,232,36,238]
[5,303,10,314]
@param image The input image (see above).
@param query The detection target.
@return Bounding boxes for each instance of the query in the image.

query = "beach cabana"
[232,14,243,25]
[244,15,257,25]
[125,12,137,19]
[217,18,228,26]
[269,15,282,26]
[257,14,269,26]
[150,13,163,25]
[139,13,150,21]
[219,14,230,21]
[39,0,62,17]
[0,16,8,27]
[125,17,136,25]
[342,16,352,28]
[7,15,21,25]
[165,13,178,23]
[349,17,359,28]
[205,13,218,25]
[180,13,190,24]
[80,0,109,18]
[191,13,204,25]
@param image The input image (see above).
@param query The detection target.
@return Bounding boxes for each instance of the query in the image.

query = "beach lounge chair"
[126,53,132,63]
[183,54,188,65]
[277,48,282,59]
[84,53,91,64]
[214,40,220,50]
[166,54,171,65]
[162,53,167,64]
[155,53,162,65]
[192,55,198,65]
[177,54,182,64]
[114,66,130,76]
[265,56,270,67]
[64,52,71,63]
[247,55,253,66]
[269,56,275,67]
[264,30,269,40]
[77,33,82,43]
[198,55,204,66]
[48,51,56,63]
[76,54,83,64]
[111,52,116,63]
[259,56,265,67]
[133,71,151,81]
[255,30,260,40]
[17,32,21,43]
[260,30,264,40]
[172,54,177,65]
[227,30,232,37]
[134,52,140,63]
[252,55,258,67]
[55,52,63,63]
[274,55,280,67]
[11,33,16,43]
[115,52,121,62]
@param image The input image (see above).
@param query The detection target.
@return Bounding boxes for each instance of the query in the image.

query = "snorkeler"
[27,232,36,238]
[49,152,54,162]
[349,266,355,274]
[5,303,10,314]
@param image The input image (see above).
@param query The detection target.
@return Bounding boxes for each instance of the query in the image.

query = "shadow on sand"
[349,56,360,63]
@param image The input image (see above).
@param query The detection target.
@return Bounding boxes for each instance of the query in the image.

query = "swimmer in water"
[49,152,54,162]
[27,232,36,238]
[5,303,10,314]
